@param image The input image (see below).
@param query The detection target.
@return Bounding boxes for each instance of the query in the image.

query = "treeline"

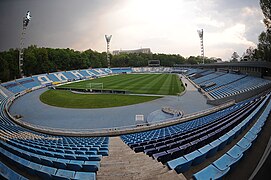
[240,0,271,62]
[0,45,218,82]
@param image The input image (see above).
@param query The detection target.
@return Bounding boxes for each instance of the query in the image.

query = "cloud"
[0,0,267,60]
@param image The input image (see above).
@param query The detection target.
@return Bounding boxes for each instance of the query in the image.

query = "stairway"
[97,137,186,180]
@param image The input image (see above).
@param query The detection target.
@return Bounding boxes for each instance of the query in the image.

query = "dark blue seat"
[0,161,28,180]
[82,161,99,172]
[52,169,75,180]
[152,151,171,163]
[36,166,57,179]
[53,159,70,169]
[66,160,83,171]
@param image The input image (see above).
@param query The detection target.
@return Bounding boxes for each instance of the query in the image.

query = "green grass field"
[40,90,160,108]
[40,74,184,108]
[60,74,184,95]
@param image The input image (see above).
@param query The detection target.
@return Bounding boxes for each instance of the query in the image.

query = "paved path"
[9,75,213,129]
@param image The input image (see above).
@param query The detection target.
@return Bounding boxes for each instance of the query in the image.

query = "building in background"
[113,48,151,55]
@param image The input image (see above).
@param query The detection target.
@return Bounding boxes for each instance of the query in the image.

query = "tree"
[231,52,239,62]
[260,0,271,33]
[258,31,271,61]
[241,47,256,61]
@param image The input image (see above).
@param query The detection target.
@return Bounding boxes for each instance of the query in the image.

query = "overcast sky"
[0,0,266,60]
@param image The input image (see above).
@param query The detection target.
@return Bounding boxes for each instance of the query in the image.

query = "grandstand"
[1,63,271,179]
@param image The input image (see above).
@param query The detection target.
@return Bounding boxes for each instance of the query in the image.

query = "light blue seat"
[244,131,257,143]
[226,145,243,167]
[193,164,229,180]
[218,134,230,150]
[231,124,243,137]
[167,156,191,174]
[249,126,261,135]
[213,154,234,171]
[184,150,202,167]
[73,172,96,180]
[226,130,235,144]
[237,138,251,152]
[208,139,221,157]
[67,160,83,171]
[192,149,209,166]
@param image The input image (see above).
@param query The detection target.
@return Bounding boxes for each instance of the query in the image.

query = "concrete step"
[97,137,186,180]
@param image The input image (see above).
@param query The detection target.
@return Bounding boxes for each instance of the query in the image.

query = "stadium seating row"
[0,93,109,179]
[185,68,271,101]
[121,93,270,178]
[193,95,271,179]
[0,68,132,95]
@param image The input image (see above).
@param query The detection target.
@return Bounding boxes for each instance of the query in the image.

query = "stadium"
[1,1,271,180]
[1,61,271,180]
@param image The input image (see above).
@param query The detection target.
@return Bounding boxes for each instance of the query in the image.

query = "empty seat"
[193,164,230,180]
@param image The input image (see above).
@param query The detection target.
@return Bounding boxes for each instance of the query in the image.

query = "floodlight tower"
[19,11,32,78]
[105,35,112,68]
[197,29,204,64]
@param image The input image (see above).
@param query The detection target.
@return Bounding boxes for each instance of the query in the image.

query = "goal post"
[88,83,104,90]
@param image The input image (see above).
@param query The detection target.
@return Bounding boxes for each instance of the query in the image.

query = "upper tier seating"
[209,76,271,99]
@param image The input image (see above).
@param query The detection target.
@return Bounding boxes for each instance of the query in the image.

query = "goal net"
[88,83,104,90]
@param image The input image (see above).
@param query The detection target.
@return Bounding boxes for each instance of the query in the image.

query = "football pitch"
[60,73,184,95]
[40,74,184,108]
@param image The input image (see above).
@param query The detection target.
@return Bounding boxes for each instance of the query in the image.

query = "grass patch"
[40,90,161,109]
[60,74,184,95]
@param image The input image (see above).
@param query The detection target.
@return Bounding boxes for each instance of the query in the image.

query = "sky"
[0,0,266,60]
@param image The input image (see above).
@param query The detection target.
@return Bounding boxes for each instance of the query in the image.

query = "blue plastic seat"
[218,134,230,150]
[0,161,28,180]
[67,160,83,171]
[82,161,99,172]
[73,172,96,180]
[208,139,221,157]
[193,164,230,180]
[213,154,234,171]
[52,169,75,180]
[36,165,57,179]
[226,130,235,144]
[185,150,204,166]
[167,156,191,174]
[53,159,70,169]
[27,162,42,175]
[237,138,251,152]
[244,131,257,143]
[226,145,243,167]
